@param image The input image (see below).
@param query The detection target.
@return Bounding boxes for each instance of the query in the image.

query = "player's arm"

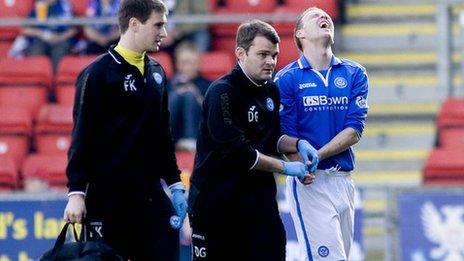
[317,127,360,161]
[205,83,307,181]
[64,68,101,223]
[320,66,369,160]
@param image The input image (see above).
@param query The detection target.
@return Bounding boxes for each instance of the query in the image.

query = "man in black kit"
[188,20,319,260]
[62,0,187,260]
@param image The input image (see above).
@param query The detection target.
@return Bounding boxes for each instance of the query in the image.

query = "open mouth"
[319,21,329,29]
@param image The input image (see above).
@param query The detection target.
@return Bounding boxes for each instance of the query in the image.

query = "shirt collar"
[108,45,156,67]
[237,62,267,87]
[297,54,342,70]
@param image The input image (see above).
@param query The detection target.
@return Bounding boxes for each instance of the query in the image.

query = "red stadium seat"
[35,134,71,155]
[423,149,464,185]
[22,154,68,187]
[0,135,29,166]
[211,36,235,55]
[0,41,12,59]
[35,104,73,134]
[0,107,32,165]
[0,107,31,134]
[69,0,89,16]
[0,0,34,40]
[437,98,464,130]
[55,55,98,86]
[175,150,195,189]
[150,52,174,79]
[0,85,48,118]
[277,36,300,69]
[0,155,19,190]
[439,128,464,149]
[211,0,277,36]
[200,51,234,80]
[0,56,53,87]
[176,151,195,174]
[55,84,76,106]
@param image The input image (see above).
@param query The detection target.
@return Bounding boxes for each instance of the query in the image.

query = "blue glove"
[281,160,308,179]
[169,182,188,229]
[297,139,319,173]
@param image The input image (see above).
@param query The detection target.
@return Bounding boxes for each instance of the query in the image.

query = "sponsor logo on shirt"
[302,95,349,112]
[299,82,317,89]
[303,95,348,106]
[334,76,348,88]
[356,96,368,109]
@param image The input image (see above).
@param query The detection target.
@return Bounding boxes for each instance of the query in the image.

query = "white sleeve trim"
[276,134,287,154]
[68,191,86,197]
[249,149,260,170]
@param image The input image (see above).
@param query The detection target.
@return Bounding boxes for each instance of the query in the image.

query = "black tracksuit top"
[189,65,282,216]
[66,47,181,198]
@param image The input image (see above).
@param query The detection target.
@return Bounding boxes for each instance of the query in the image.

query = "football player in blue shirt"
[275,7,369,261]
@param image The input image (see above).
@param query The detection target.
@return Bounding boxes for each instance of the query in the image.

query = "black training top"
[188,64,282,215]
[66,47,181,197]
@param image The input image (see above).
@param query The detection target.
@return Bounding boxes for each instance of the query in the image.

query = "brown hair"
[236,19,280,52]
[118,0,168,33]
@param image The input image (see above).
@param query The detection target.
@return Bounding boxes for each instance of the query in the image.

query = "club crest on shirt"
[153,72,163,85]
[266,97,274,111]
[334,77,347,88]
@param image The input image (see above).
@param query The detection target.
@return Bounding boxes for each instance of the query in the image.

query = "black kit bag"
[39,222,124,261]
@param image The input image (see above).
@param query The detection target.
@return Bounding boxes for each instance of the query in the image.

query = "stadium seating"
[423,149,464,185]
[55,84,76,106]
[0,0,34,40]
[150,52,174,79]
[34,104,73,154]
[211,36,235,55]
[277,36,300,69]
[69,0,89,17]
[211,0,277,39]
[0,41,12,59]
[0,155,18,190]
[175,151,195,189]
[0,85,48,118]
[438,127,464,149]
[55,55,98,86]
[0,107,31,165]
[21,154,68,187]
[436,98,464,130]
[0,56,53,87]
[200,51,233,80]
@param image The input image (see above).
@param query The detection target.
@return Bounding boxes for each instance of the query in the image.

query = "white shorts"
[286,169,355,261]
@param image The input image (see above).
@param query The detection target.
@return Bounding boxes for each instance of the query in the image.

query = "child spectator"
[169,42,211,151]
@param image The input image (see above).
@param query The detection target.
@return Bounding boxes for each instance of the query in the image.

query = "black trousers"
[85,189,179,261]
[189,205,286,261]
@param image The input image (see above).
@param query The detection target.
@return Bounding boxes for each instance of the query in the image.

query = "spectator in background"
[83,0,120,54]
[169,42,211,151]
[161,0,210,53]
[22,0,77,72]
